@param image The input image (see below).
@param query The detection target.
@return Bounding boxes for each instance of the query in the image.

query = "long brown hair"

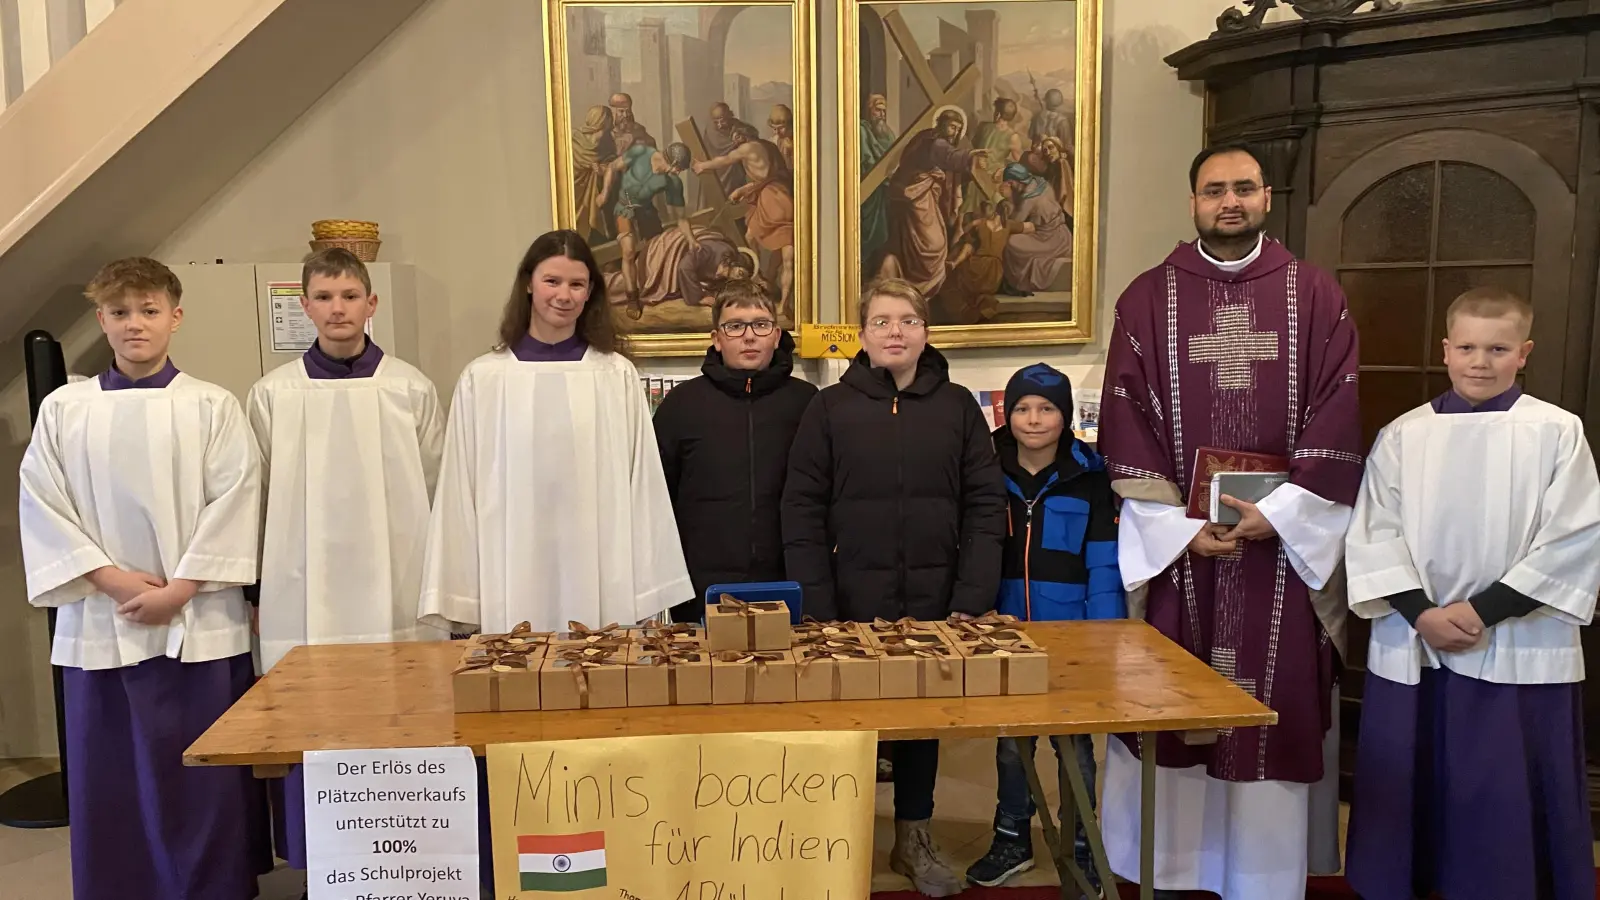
[495,229,627,357]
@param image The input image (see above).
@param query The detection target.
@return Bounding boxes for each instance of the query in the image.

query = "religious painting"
[840,0,1101,347]
[543,0,817,356]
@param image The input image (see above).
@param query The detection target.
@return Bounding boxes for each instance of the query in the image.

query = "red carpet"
[871,872,1600,898]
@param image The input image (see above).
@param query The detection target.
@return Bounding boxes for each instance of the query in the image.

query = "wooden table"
[187,620,1273,900]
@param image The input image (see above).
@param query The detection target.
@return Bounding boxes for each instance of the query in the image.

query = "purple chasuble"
[64,654,273,900]
[1345,382,1590,900]
[303,337,384,379]
[99,358,180,390]
[1099,237,1365,783]
[512,332,587,362]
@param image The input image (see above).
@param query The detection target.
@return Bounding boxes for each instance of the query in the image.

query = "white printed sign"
[304,746,479,900]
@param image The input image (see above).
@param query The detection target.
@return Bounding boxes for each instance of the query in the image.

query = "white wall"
[0,0,1219,757]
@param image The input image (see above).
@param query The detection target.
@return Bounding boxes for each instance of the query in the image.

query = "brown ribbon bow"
[876,633,946,651]
[638,621,700,642]
[562,620,627,642]
[869,616,931,636]
[795,643,878,669]
[452,621,550,674]
[638,636,700,656]
[880,641,955,682]
[949,611,1023,637]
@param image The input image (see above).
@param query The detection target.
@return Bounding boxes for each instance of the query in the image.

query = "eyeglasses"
[717,319,776,337]
[866,316,927,334]
[1197,183,1263,201]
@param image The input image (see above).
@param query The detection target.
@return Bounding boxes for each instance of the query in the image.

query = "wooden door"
[1305,129,1576,794]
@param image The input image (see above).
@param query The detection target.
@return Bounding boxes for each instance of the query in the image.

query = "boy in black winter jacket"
[966,362,1124,892]
[653,280,817,622]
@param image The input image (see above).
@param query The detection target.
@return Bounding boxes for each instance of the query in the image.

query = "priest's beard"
[1197,224,1264,262]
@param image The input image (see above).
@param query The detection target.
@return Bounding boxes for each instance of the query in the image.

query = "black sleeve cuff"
[1469,581,1542,629]
[242,583,260,608]
[1387,589,1434,627]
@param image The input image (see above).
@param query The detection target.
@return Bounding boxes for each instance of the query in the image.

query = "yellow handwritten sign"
[797,324,862,359]
[487,732,875,899]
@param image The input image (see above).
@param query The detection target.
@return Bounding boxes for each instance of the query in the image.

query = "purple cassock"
[1345,386,1594,900]
[266,338,388,871]
[512,332,588,362]
[68,361,273,900]
[1098,237,1365,784]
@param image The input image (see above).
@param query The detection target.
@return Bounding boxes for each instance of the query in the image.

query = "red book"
[1186,446,1290,520]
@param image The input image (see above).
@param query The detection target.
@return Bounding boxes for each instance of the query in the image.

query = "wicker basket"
[309,238,381,262]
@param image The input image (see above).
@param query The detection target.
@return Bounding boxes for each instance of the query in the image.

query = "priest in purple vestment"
[1096,143,1364,900]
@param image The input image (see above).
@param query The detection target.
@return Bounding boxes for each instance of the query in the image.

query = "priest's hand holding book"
[1215,494,1278,543]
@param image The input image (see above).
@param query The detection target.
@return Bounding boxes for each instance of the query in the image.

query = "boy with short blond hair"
[19,256,269,899]
[247,247,444,874]
[653,278,816,620]
[1344,286,1600,900]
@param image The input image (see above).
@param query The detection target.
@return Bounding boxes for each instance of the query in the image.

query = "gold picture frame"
[838,0,1102,347]
[543,0,818,356]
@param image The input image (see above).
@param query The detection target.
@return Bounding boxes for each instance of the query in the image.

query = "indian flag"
[519,832,606,892]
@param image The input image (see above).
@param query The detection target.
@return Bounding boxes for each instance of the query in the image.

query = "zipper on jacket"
[745,377,752,394]
[895,393,906,614]
[747,391,757,580]
[1023,501,1036,621]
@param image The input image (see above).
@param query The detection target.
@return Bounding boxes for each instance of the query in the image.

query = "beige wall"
[0,0,1217,757]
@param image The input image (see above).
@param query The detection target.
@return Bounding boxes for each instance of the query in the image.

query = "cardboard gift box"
[794,644,882,702]
[711,650,797,704]
[706,595,791,653]
[627,643,712,707]
[878,633,964,699]
[540,646,629,710]
[451,622,551,713]
[865,617,947,644]
[960,636,1050,696]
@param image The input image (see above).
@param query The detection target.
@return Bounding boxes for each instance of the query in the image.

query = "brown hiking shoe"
[889,819,965,897]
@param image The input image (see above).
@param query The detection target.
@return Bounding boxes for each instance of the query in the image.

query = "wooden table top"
[184,620,1275,767]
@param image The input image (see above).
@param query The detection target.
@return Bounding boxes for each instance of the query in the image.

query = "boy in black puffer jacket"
[653,279,817,622]
[966,363,1124,893]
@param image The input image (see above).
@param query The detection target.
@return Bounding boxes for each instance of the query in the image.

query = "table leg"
[1058,736,1113,895]
[1013,738,1096,900]
[1139,732,1156,900]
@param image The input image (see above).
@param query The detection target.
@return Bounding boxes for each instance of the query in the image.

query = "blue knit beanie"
[1004,363,1075,420]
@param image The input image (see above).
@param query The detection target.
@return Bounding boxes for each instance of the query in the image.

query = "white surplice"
[247,356,446,671]
[1346,394,1600,687]
[1107,483,1351,897]
[418,347,692,633]
[18,375,261,670]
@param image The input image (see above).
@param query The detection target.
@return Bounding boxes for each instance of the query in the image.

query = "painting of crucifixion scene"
[853,0,1088,336]
[550,1,812,349]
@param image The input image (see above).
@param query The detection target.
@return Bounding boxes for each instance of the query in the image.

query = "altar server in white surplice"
[1344,287,1600,900]
[247,248,445,877]
[18,258,270,900]
[248,248,445,674]
[419,229,692,635]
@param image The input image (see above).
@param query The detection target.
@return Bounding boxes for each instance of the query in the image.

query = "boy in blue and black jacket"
[966,363,1124,892]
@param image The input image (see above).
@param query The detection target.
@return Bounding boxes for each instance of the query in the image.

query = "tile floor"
[2,740,1594,898]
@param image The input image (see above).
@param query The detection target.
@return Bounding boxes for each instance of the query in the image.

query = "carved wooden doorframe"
[1307,128,1576,402]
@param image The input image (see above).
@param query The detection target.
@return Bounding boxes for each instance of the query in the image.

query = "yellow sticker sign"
[487,732,876,899]
[797,324,862,359]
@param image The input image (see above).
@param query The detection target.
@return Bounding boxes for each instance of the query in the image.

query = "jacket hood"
[700,330,798,398]
[991,421,1104,488]
[1164,234,1294,284]
[840,344,952,399]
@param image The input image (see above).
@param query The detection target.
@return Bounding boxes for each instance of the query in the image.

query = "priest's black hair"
[1189,141,1268,193]
[497,229,629,359]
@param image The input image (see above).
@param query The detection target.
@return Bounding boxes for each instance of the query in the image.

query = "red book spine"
[1186,446,1291,519]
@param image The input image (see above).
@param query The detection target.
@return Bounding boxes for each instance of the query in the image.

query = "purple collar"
[1432,385,1522,414]
[304,338,384,380]
[99,359,180,391]
[512,332,588,362]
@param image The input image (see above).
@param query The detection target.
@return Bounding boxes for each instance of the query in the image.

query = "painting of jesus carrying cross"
[542,0,817,356]
[842,0,1102,349]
